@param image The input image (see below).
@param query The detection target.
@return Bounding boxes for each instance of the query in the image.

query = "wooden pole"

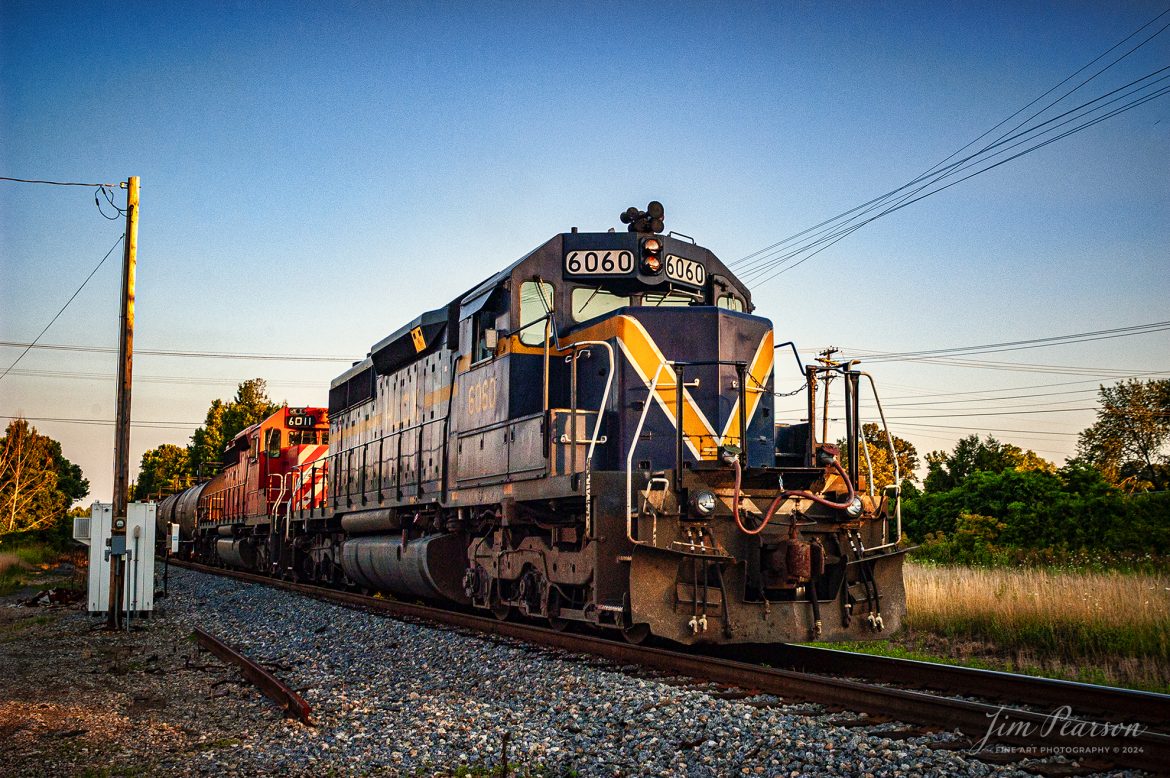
[107,175,139,628]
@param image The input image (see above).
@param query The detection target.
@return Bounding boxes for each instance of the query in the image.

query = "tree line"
[0,378,279,539]
[131,378,281,500]
[847,378,1170,566]
[2,376,1165,558]
[0,419,89,542]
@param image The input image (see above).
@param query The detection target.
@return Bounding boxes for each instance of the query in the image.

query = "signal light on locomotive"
[640,236,664,274]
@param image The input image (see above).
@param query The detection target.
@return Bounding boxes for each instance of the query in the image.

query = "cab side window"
[717,293,744,312]
[518,281,555,346]
[473,307,498,363]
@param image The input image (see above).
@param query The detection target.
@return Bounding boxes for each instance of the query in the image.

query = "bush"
[902,462,1170,566]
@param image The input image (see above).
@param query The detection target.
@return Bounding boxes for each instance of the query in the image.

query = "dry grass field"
[898,561,1170,691]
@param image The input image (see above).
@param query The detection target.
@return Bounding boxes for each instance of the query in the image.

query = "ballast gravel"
[0,565,1140,777]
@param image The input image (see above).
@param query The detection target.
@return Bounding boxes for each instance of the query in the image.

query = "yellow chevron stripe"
[492,314,775,462]
[718,330,775,448]
[563,315,720,460]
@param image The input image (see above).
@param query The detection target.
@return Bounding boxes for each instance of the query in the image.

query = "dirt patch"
[0,597,301,776]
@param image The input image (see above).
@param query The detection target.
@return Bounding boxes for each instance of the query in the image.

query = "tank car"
[175,202,907,646]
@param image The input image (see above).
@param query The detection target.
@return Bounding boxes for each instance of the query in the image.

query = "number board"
[288,409,319,428]
[565,249,635,276]
[665,254,706,286]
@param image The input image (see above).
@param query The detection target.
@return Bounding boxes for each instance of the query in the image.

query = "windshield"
[572,287,630,321]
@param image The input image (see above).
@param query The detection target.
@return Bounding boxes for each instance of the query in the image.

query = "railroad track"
[166,558,1170,775]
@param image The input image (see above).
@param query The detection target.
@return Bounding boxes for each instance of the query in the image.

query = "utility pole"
[107,175,139,629]
[816,346,839,444]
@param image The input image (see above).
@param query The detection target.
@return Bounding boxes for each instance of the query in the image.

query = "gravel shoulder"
[0,564,1110,777]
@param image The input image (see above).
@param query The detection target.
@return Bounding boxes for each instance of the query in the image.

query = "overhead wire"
[0,234,125,384]
[741,74,1170,286]
[0,341,360,363]
[4,368,327,389]
[843,320,1170,362]
[0,415,201,430]
[732,11,1170,286]
[0,176,119,187]
[730,6,1170,271]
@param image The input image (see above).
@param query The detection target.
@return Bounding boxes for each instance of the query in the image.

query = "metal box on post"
[86,501,156,616]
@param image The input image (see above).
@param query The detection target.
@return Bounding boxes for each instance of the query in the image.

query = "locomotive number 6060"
[565,250,634,275]
[666,254,706,286]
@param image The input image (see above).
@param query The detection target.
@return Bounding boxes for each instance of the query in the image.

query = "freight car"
[170,202,907,645]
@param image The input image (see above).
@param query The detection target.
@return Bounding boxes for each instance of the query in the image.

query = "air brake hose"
[732,458,858,536]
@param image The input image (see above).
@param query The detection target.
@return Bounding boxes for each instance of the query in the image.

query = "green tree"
[1076,378,1170,492]
[220,378,281,444]
[187,379,282,477]
[188,399,226,478]
[0,419,88,534]
[132,444,191,500]
[923,434,1054,492]
[837,423,920,492]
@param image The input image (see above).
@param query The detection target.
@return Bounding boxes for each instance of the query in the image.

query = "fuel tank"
[340,534,469,604]
[215,538,256,570]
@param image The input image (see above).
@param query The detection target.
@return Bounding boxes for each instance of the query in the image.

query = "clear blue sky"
[2,1,1168,505]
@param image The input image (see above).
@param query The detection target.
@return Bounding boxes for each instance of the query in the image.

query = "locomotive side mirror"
[483,328,499,350]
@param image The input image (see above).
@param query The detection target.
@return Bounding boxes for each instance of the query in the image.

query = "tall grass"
[0,541,71,596]
[904,561,1170,690]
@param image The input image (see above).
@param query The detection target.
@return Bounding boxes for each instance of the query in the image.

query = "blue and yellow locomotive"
[309,202,907,644]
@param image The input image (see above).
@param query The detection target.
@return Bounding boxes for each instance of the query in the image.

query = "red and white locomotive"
[158,406,329,571]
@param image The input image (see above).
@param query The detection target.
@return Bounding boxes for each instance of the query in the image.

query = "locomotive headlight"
[640,237,663,274]
[689,489,717,517]
[845,496,864,518]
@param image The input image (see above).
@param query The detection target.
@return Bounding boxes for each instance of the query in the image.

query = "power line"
[888,406,1109,419]
[868,371,1170,402]
[748,73,1170,281]
[1,415,201,430]
[734,29,1170,286]
[0,234,125,384]
[5,367,326,389]
[878,387,1099,407]
[878,396,1096,413]
[731,7,1170,273]
[0,341,359,363]
[891,421,1081,438]
[846,320,1170,362]
[0,176,119,187]
[741,75,1170,286]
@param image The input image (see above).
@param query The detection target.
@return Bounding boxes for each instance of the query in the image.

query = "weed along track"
[173,558,1170,775]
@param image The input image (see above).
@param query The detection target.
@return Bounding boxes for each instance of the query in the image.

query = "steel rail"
[192,625,313,724]
[171,560,1169,772]
[762,644,1170,730]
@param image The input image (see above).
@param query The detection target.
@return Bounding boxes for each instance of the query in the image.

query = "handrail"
[568,340,615,538]
[269,473,287,520]
[857,370,901,550]
[858,420,876,498]
[626,362,668,545]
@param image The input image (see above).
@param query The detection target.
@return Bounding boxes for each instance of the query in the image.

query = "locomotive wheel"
[491,604,512,621]
[548,616,569,632]
[621,623,651,644]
